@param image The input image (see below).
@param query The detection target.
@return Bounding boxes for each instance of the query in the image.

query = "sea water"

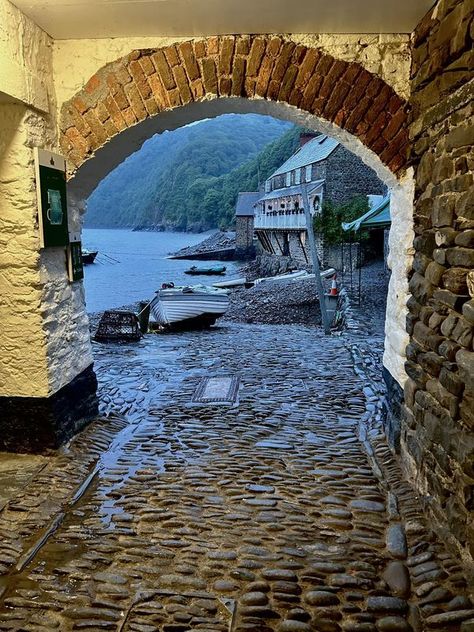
[82,228,239,313]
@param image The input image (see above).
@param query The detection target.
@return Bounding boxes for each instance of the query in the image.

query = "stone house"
[254,132,385,266]
[234,191,259,259]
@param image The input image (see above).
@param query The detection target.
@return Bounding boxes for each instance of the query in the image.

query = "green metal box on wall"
[34,148,69,248]
[67,233,84,282]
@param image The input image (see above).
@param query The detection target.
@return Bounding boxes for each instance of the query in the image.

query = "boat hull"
[213,277,247,288]
[82,251,98,264]
[150,314,218,331]
[150,288,229,327]
[185,267,226,276]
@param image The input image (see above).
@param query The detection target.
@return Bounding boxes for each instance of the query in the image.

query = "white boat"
[254,270,308,285]
[254,268,336,285]
[150,284,230,328]
[212,277,247,289]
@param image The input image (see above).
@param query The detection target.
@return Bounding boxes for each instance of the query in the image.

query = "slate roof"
[235,192,260,216]
[270,135,339,178]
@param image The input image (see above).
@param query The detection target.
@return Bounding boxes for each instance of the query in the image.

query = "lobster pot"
[94,310,142,342]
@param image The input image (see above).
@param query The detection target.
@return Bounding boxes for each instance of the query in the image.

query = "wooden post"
[138,301,150,334]
[301,183,331,334]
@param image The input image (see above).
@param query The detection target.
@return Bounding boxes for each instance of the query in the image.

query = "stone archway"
[59,36,409,179]
[55,36,415,405]
[54,36,415,430]
[2,34,416,454]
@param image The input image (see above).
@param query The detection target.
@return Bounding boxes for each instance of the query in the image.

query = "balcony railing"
[254,210,308,230]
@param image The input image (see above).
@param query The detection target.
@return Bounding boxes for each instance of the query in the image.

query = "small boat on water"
[150,283,230,329]
[185,265,226,276]
[82,249,98,264]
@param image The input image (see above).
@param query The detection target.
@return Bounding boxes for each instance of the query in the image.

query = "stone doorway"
[2,35,416,461]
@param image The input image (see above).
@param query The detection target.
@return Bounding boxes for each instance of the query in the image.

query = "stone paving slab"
[0,322,472,631]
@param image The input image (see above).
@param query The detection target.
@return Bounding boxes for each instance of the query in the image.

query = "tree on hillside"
[86,114,293,231]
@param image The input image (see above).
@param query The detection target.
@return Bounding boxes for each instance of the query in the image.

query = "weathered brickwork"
[59,35,410,177]
[403,0,474,563]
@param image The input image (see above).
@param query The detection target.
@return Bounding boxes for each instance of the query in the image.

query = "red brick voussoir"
[59,35,409,176]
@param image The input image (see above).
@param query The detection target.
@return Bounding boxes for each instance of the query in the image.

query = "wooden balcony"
[254,209,308,230]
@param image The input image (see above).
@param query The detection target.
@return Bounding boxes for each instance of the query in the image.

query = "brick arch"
[59,35,409,177]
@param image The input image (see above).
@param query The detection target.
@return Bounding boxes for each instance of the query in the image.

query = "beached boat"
[82,249,98,264]
[213,277,248,289]
[150,283,230,329]
[254,270,308,285]
[254,268,336,285]
[185,265,226,276]
[212,268,336,290]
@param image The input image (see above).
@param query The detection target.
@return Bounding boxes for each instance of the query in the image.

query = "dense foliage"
[313,196,370,245]
[186,124,305,230]
[85,114,298,231]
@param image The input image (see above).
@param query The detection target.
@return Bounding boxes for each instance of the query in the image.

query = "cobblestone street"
[0,319,472,631]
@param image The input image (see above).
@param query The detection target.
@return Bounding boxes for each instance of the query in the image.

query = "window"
[265,180,271,193]
[285,172,291,187]
[313,195,321,213]
[295,169,301,185]
[305,165,312,182]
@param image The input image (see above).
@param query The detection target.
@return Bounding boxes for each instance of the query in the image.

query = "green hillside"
[85,114,297,231]
[192,125,304,230]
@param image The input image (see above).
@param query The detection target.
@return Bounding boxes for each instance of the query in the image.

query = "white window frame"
[264,180,271,193]
[285,172,291,187]
[305,165,312,182]
[295,168,301,185]
[311,187,324,216]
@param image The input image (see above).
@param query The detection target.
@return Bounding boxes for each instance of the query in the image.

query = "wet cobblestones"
[0,320,472,630]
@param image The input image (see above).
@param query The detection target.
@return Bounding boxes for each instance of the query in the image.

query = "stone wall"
[0,0,95,402]
[0,0,97,451]
[383,170,415,387]
[0,103,50,398]
[261,231,317,267]
[402,0,474,564]
[323,243,362,272]
[235,216,255,258]
[0,0,54,398]
[325,144,386,206]
[0,0,50,112]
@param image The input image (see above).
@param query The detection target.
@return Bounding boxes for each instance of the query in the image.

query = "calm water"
[83,228,239,313]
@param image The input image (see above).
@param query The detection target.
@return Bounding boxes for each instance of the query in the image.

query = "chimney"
[299,132,320,148]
